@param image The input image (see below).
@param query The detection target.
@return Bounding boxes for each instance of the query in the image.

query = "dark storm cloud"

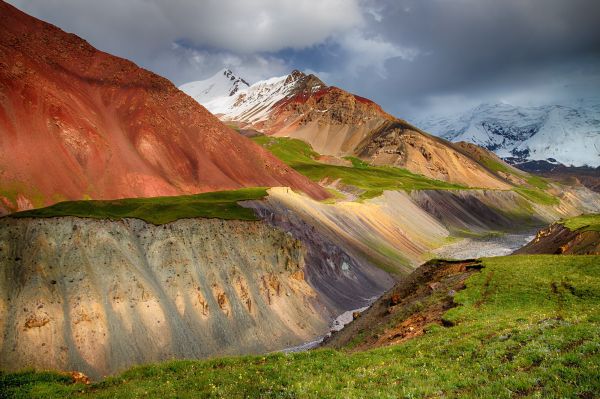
[7,0,600,118]
[347,0,600,117]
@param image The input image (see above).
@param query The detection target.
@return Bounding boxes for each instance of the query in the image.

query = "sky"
[8,0,600,120]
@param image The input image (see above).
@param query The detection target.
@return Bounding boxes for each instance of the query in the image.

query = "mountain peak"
[220,68,248,86]
[285,69,307,85]
[179,68,250,103]
[283,70,325,92]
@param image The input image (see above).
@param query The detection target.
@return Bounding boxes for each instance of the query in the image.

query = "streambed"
[432,230,538,259]
[282,230,539,353]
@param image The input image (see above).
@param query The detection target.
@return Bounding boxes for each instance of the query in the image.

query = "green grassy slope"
[561,214,600,232]
[3,255,599,398]
[252,136,466,199]
[253,136,561,205]
[6,188,267,224]
[477,156,559,206]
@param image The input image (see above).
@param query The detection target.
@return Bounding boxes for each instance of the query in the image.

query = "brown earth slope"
[514,223,600,255]
[0,1,328,214]
[323,259,483,351]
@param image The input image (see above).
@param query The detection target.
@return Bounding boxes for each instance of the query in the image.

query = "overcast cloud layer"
[8,0,600,120]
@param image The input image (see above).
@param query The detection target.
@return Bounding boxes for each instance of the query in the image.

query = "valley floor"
[433,230,538,259]
[3,255,599,398]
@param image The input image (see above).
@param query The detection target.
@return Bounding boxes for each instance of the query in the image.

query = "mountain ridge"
[416,100,600,167]
[180,70,520,190]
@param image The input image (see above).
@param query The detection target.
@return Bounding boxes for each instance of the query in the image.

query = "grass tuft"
[561,214,600,232]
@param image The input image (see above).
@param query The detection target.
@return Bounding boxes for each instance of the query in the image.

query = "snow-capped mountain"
[181,69,322,124]
[416,101,600,167]
[180,69,516,190]
[179,68,249,104]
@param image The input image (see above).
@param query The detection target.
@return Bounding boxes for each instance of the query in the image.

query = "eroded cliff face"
[0,217,330,378]
[514,223,600,255]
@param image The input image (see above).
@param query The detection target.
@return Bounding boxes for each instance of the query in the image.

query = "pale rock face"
[0,217,327,378]
[416,100,600,167]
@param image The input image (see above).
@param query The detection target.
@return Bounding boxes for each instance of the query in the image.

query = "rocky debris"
[69,371,91,385]
[24,313,50,329]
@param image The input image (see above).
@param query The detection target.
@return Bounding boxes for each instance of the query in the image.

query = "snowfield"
[180,69,308,124]
[416,100,600,167]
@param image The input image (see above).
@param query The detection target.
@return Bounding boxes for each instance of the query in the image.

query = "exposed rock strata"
[0,217,331,378]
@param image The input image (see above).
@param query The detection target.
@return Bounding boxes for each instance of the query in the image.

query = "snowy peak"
[180,69,330,124]
[179,68,249,104]
[417,100,600,167]
[221,69,249,95]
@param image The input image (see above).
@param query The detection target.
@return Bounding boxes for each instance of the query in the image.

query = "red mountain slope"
[0,1,328,214]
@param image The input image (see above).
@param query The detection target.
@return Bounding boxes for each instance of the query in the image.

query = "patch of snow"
[179,68,249,105]
[181,71,304,124]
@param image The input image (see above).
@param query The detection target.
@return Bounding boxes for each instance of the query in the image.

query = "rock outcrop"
[514,222,600,255]
[0,217,330,378]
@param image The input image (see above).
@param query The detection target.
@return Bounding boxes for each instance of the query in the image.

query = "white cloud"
[166,43,290,84]
[7,0,367,84]
[338,30,419,78]
[164,0,364,53]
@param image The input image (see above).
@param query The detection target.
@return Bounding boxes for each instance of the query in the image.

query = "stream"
[281,230,538,353]
[432,230,538,259]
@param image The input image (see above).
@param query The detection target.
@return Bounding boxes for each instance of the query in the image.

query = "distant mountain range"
[181,70,520,190]
[415,100,600,167]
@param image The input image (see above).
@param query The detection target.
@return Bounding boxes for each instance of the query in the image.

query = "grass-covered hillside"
[561,214,600,232]
[3,255,599,398]
[7,188,267,224]
[253,136,561,205]
[252,136,466,199]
